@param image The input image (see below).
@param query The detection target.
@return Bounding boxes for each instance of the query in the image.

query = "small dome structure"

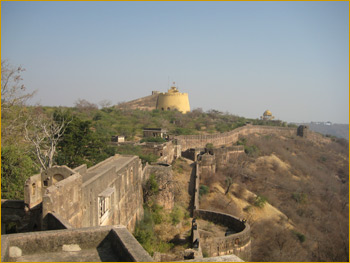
[263,110,272,116]
[261,109,274,120]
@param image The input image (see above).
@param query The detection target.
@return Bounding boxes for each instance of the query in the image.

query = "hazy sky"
[2,1,349,123]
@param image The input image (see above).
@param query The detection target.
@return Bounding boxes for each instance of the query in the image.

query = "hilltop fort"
[116,83,190,113]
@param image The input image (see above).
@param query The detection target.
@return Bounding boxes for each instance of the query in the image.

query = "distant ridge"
[115,93,158,111]
[301,122,349,140]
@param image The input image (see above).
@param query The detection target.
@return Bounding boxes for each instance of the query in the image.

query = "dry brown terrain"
[115,94,158,111]
[200,133,349,261]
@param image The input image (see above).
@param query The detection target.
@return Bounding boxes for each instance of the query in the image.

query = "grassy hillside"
[200,132,349,261]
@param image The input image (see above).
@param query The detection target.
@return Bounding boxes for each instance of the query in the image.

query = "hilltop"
[115,93,158,111]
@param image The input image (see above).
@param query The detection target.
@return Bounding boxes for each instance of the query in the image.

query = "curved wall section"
[194,209,251,261]
[156,92,190,113]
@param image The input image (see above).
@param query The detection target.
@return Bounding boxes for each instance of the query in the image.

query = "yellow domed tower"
[156,82,190,113]
[261,110,275,120]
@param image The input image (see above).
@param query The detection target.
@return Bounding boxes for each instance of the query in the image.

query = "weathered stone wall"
[176,125,295,151]
[1,225,153,262]
[142,164,174,210]
[73,164,87,176]
[141,141,177,164]
[24,173,42,209]
[81,155,144,231]
[42,173,83,230]
[192,152,251,261]
[213,146,244,168]
[24,166,77,210]
[22,155,145,233]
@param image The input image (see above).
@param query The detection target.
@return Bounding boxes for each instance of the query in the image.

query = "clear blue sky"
[2,1,349,123]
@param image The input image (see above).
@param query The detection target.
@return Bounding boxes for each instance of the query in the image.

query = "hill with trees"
[1,61,348,262]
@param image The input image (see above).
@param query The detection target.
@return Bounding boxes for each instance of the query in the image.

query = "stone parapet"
[1,225,153,262]
[176,125,295,151]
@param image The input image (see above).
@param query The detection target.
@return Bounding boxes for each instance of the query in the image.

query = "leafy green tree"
[1,145,38,199]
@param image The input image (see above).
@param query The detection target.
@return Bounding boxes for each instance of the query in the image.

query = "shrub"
[292,192,308,204]
[254,195,267,208]
[293,230,306,243]
[236,138,247,146]
[205,143,214,149]
[170,205,184,225]
[199,185,209,197]
[244,144,259,156]
[146,174,159,195]
[151,203,164,224]
[133,207,172,256]
[140,137,167,143]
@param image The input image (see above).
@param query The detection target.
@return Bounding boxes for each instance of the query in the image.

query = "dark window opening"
[43,179,49,187]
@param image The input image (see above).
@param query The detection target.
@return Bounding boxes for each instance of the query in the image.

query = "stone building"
[143,128,168,139]
[156,83,190,113]
[23,154,144,231]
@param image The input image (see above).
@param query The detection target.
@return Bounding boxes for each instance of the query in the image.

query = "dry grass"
[200,132,349,261]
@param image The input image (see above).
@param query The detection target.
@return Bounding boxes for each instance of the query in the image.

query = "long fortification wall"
[176,126,296,151]
[1,225,154,262]
[192,154,251,261]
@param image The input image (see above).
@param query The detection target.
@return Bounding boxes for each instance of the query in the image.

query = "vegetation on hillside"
[1,62,293,199]
[135,166,192,259]
[199,133,349,262]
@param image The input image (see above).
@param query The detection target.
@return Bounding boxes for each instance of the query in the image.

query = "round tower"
[156,83,190,113]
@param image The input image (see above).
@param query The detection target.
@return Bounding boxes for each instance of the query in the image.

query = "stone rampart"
[42,173,83,230]
[1,225,153,262]
[176,126,295,151]
[192,152,251,261]
[141,141,177,164]
[81,155,144,231]
[195,210,251,261]
[142,164,174,210]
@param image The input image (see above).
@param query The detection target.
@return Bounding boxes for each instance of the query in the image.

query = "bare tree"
[223,154,248,195]
[24,112,70,171]
[98,99,112,109]
[74,98,98,112]
[1,60,36,142]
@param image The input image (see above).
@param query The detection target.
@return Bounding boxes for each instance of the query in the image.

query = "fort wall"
[42,173,83,229]
[141,141,178,164]
[192,152,251,261]
[1,225,153,262]
[156,89,190,113]
[142,164,174,210]
[81,155,144,231]
[195,210,251,261]
[176,126,295,151]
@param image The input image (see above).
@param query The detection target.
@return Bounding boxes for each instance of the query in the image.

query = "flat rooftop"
[1,225,153,262]
[82,155,136,183]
